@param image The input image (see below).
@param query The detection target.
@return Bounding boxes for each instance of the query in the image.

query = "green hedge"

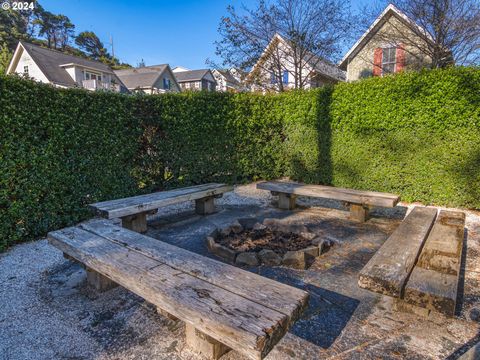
[0,78,141,249]
[1,67,479,250]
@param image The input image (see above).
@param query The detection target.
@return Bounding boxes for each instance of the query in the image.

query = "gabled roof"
[339,4,431,69]
[248,33,345,83]
[11,41,117,87]
[114,64,180,90]
[174,69,213,82]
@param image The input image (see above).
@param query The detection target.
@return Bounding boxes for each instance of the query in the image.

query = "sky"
[41,0,373,69]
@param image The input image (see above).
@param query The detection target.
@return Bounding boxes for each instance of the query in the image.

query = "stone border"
[206,218,334,269]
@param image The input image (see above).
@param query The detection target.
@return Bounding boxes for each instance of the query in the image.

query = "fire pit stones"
[206,218,334,269]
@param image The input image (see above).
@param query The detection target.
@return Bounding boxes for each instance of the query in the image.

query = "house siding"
[151,71,180,93]
[10,47,49,83]
[346,15,432,82]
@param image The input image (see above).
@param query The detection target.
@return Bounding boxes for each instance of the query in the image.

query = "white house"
[114,64,181,94]
[6,41,128,92]
[247,34,346,92]
[212,68,246,92]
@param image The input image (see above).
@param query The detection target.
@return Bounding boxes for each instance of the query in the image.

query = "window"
[23,66,29,75]
[84,71,102,81]
[270,72,277,84]
[163,77,170,89]
[282,70,288,84]
[382,47,396,75]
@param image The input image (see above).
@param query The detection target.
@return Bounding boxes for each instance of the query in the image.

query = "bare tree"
[359,0,480,68]
[214,0,352,91]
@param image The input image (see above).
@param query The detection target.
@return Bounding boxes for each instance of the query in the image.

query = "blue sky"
[41,0,372,69]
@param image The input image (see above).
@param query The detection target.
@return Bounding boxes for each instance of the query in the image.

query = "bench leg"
[185,323,231,360]
[278,193,296,210]
[195,196,215,215]
[349,204,369,222]
[86,268,117,292]
[121,212,148,233]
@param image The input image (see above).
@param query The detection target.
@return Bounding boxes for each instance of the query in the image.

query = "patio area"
[1,183,479,360]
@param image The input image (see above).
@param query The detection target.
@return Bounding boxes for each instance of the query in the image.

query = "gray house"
[114,64,181,94]
[6,41,128,92]
[172,68,216,91]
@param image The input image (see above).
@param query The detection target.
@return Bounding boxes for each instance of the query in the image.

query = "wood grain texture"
[358,207,437,297]
[403,267,458,316]
[47,226,296,360]
[402,210,465,316]
[417,210,465,275]
[79,219,309,322]
[257,181,400,208]
[90,183,233,219]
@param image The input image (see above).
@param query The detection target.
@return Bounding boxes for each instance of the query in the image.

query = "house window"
[382,47,396,75]
[282,70,288,84]
[23,65,29,75]
[84,71,102,81]
[163,77,170,89]
[270,72,277,84]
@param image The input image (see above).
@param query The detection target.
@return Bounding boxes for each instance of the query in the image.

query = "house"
[212,68,245,92]
[114,64,180,94]
[6,41,128,92]
[172,67,217,91]
[247,33,346,92]
[339,4,434,82]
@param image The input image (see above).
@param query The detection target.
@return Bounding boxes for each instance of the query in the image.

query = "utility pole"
[110,35,114,58]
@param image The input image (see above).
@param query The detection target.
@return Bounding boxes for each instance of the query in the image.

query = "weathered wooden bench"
[90,183,233,233]
[358,207,465,316]
[48,219,309,360]
[257,181,400,222]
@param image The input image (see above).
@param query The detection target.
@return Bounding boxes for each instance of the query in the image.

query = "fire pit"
[206,218,334,269]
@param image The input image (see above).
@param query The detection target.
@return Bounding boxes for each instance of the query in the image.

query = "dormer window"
[84,71,102,82]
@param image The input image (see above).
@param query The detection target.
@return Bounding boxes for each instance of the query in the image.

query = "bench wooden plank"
[257,181,400,208]
[402,210,465,316]
[358,207,437,297]
[416,210,465,275]
[48,227,292,360]
[90,183,233,219]
[403,267,458,316]
[80,219,309,322]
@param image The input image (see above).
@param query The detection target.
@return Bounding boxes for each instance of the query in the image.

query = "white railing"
[82,79,121,92]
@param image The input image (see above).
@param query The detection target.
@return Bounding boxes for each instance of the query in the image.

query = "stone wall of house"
[346,15,432,82]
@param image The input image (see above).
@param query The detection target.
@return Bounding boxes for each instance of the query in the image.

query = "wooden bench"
[358,207,465,316]
[90,183,233,233]
[257,181,400,222]
[48,219,309,360]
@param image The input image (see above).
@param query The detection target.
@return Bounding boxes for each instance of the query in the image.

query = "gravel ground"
[1,182,479,360]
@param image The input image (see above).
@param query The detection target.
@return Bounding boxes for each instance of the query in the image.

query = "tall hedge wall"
[1,67,479,250]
